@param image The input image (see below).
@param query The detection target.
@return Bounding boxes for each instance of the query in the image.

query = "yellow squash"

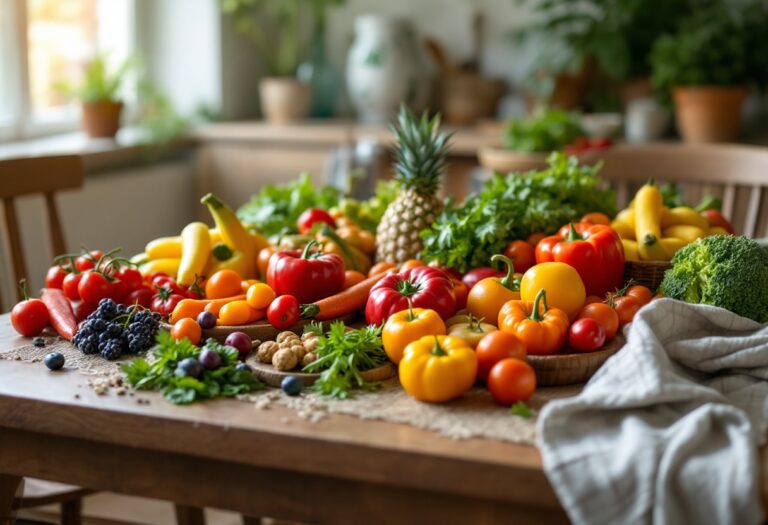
[662,225,708,244]
[145,236,182,259]
[661,207,710,230]
[177,222,211,286]
[659,237,687,258]
[610,219,635,240]
[140,257,180,277]
[615,208,636,229]
[634,183,667,260]
[621,239,640,261]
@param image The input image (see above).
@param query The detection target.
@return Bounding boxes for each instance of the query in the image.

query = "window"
[0,0,135,142]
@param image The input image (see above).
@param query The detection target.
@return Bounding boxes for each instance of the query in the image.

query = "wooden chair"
[0,155,84,312]
[598,143,768,238]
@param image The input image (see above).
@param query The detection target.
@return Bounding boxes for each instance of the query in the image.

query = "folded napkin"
[537,298,768,525]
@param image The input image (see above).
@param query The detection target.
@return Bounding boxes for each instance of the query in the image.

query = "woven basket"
[528,335,625,386]
[624,260,672,291]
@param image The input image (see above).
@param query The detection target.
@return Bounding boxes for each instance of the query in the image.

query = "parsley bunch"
[302,322,388,399]
[122,332,264,404]
[421,153,616,272]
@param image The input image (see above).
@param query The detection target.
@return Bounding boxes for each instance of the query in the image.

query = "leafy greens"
[421,153,616,272]
[503,107,584,152]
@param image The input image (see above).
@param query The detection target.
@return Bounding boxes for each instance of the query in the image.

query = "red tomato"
[151,275,184,295]
[45,265,68,289]
[487,358,537,405]
[502,240,536,273]
[612,295,641,326]
[115,268,143,292]
[577,302,619,340]
[700,209,735,234]
[78,271,115,305]
[475,331,527,382]
[74,250,104,272]
[151,289,186,317]
[461,267,504,290]
[11,299,50,337]
[626,285,653,306]
[297,208,336,235]
[580,212,611,225]
[527,232,547,246]
[451,278,469,311]
[124,286,154,308]
[584,295,603,305]
[73,300,97,322]
[590,137,613,149]
[568,318,606,352]
[62,273,83,301]
[267,295,300,329]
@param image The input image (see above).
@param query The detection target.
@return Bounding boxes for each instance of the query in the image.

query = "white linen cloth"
[537,298,768,525]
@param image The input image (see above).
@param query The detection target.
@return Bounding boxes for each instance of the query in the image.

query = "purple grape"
[176,358,203,378]
[225,332,252,359]
[197,311,216,330]
[199,348,221,370]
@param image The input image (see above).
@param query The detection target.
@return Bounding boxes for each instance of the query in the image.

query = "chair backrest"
[598,144,768,238]
[0,155,84,309]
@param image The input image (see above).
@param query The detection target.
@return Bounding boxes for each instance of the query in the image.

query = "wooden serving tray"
[159,313,358,343]
[246,360,397,388]
[527,334,625,386]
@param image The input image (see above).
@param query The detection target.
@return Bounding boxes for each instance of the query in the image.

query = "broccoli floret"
[659,235,768,323]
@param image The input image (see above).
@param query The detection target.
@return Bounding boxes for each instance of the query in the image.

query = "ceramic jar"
[346,15,429,123]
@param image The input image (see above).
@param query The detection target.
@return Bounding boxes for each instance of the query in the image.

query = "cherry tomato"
[399,259,425,272]
[475,331,527,382]
[111,278,128,303]
[487,358,536,405]
[700,209,735,234]
[74,250,104,272]
[115,268,143,292]
[151,275,184,295]
[527,232,547,246]
[170,318,202,345]
[451,278,469,311]
[590,137,613,149]
[78,271,115,305]
[125,286,154,308]
[267,295,300,329]
[45,265,68,289]
[73,300,97,322]
[246,283,277,310]
[62,273,83,301]
[502,240,536,273]
[257,247,276,279]
[577,302,619,340]
[612,295,641,326]
[568,318,606,352]
[580,212,611,225]
[584,295,603,305]
[626,285,653,306]
[205,270,243,299]
[11,299,50,337]
[297,208,336,235]
[151,289,186,317]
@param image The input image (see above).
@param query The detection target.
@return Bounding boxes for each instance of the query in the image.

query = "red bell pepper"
[535,222,625,296]
[366,266,456,325]
[267,241,345,303]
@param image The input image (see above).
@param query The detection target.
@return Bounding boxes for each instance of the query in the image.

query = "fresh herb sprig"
[122,332,263,404]
[302,322,388,399]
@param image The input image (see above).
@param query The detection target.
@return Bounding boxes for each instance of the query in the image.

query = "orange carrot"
[40,288,77,340]
[302,271,391,320]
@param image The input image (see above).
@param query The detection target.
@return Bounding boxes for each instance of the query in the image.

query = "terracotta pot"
[259,77,311,123]
[82,100,123,139]
[524,66,591,111]
[672,86,747,143]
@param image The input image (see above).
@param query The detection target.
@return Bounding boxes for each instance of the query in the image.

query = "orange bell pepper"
[382,306,446,364]
[399,335,477,403]
[466,254,521,324]
[498,289,569,355]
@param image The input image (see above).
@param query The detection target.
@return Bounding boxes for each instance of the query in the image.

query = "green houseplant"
[650,3,766,143]
[220,0,344,122]
[57,54,134,138]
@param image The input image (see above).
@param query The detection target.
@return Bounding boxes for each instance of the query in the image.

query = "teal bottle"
[298,32,339,118]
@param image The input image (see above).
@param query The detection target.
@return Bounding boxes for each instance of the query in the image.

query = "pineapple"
[375,107,451,263]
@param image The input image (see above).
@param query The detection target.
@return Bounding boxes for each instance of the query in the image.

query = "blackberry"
[100,339,124,360]
[96,299,117,320]
[74,298,158,360]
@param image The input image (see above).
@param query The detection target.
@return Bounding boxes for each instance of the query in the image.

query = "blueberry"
[44,352,65,370]
[176,357,203,378]
[281,375,302,396]
[196,311,216,330]
[33,337,46,348]
[235,363,252,373]
[199,348,221,370]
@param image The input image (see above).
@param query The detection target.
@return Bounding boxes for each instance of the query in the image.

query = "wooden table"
[0,315,567,525]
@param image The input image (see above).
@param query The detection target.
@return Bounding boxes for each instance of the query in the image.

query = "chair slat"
[2,197,27,302]
[722,183,736,220]
[44,192,67,256]
[744,185,763,239]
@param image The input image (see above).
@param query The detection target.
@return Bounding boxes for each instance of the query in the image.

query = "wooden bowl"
[478,146,549,174]
[247,360,396,388]
[527,334,625,386]
[624,260,672,291]
[160,313,357,344]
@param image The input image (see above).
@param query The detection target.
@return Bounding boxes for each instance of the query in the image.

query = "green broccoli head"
[659,235,768,323]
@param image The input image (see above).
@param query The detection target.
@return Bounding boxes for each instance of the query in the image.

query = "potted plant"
[650,5,760,143]
[479,107,587,172]
[57,54,134,139]
[220,0,344,123]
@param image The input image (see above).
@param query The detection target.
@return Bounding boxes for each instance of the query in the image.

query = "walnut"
[301,352,318,367]
[302,337,319,353]
[272,348,298,371]
[257,341,280,363]
[276,331,299,344]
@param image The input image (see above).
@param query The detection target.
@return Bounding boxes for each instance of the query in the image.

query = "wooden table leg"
[61,498,83,525]
[175,504,205,525]
[0,475,23,525]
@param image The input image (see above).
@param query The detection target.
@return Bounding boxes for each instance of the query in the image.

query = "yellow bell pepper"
[177,222,211,286]
[399,335,478,403]
[204,245,251,279]
[446,316,497,348]
[145,236,182,259]
[520,261,585,320]
[382,307,446,364]
[201,194,257,278]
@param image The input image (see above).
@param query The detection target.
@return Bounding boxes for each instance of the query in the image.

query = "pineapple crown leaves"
[391,105,453,194]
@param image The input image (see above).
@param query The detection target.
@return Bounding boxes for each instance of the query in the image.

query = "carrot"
[40,288,77,340]
[204,294,247,316]
[302,271,391,320]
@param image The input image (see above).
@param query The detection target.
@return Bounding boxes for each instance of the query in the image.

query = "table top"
[0,314,560,511]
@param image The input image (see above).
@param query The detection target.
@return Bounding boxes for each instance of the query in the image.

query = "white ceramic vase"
[346,15,428,123]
